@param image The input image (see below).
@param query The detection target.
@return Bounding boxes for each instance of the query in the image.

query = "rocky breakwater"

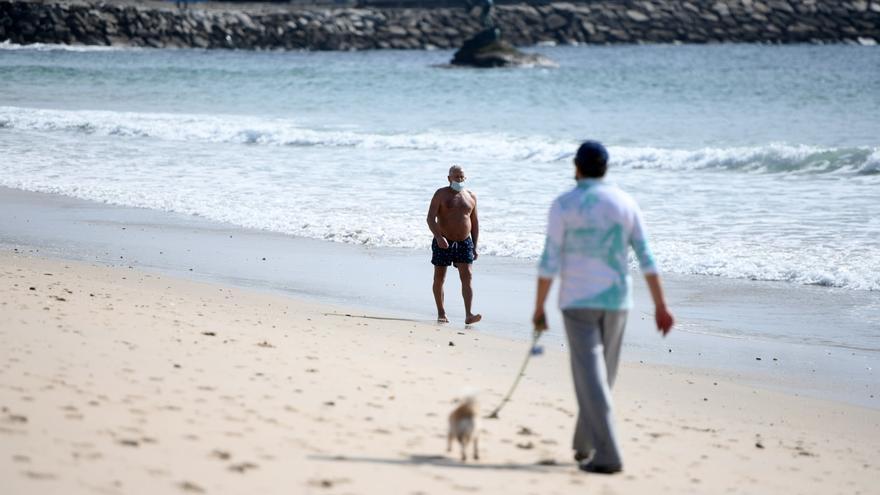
[0,1,487,50]
[1,0,878,50]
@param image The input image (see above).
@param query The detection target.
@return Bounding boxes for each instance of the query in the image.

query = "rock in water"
[451,28,557,68]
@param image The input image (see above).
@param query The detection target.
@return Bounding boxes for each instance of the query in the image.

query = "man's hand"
[532,308,548,333]
[473,246,479,260]
[644,275,673,336]
[436,236,449,249]
[533,278,552,333]
[655,305,674,336]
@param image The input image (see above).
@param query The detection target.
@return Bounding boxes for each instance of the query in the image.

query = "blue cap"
[574,141,609,168]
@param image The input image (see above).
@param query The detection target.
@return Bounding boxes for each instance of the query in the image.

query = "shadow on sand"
[309,453,574,472]
[322,312,437,324]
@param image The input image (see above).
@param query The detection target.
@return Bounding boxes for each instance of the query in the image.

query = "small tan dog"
[447,394,479,462]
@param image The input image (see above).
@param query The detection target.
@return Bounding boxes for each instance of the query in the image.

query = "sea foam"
[2,105,878,291]
[0,40,138,52]
[2,106,877,176]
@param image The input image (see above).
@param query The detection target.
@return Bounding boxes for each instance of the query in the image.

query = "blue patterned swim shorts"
[431,237,475,266]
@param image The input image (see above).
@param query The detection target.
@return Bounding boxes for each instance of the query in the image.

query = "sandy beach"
[2,249,878,495]
[3,31,879,494]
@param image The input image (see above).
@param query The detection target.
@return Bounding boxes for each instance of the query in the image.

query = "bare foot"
[437,315,449,323]
[465,314,482,324]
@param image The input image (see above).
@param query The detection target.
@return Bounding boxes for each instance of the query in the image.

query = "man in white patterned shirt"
[532,141,674,474]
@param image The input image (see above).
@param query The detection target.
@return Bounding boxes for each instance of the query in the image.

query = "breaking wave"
[2,106,878,175]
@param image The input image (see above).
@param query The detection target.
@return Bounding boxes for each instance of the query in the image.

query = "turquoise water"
[3,43,878,145]
[1,43,879,291]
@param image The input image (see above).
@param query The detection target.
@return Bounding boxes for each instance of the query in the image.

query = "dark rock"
[544,13,567,30]
[451,28,557,68]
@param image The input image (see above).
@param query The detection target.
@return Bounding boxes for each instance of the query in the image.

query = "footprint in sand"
[210,450,231,461]
[178,481,204,493]
[228,462,258,473]
[308,477,350,488]
[451,484,480,492]
[22,470,57,480]
[5,412,28,424]
[146,467,170,477]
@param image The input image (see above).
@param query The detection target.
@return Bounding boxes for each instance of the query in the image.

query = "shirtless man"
[427,165,482,324]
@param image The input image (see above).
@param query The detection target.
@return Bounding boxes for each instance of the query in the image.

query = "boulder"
[451,28,557,68]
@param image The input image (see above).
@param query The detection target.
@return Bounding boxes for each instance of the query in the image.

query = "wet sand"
[1,186,877,408]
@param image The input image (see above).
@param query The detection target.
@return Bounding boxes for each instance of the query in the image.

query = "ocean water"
[1,42,879,295]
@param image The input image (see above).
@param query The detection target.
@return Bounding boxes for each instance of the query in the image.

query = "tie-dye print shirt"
[538,179,657,310]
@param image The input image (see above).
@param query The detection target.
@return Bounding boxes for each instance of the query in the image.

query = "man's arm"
[426,191,449,249]
[645,274,674,336]
[469,191,479,259]
[629,205,673,335]
[532,277,552,332]
[532,200,564,333]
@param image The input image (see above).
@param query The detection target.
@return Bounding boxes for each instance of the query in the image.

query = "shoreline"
[0,185,877,410]
[2,237,880,493]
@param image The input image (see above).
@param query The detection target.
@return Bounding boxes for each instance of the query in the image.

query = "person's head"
[573,141,609,179]
[448,165,466,191]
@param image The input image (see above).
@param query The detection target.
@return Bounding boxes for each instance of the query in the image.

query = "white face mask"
[450,181,464,192]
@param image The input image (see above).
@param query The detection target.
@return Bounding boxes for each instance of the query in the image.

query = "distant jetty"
[1,0,878,51]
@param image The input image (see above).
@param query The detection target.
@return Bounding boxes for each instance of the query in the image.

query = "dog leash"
[485,329,543,419]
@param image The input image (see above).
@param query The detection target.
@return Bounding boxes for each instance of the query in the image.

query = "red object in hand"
[655,307,674,336]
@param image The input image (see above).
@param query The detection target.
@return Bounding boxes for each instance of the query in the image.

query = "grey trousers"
[562,308,627,466]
